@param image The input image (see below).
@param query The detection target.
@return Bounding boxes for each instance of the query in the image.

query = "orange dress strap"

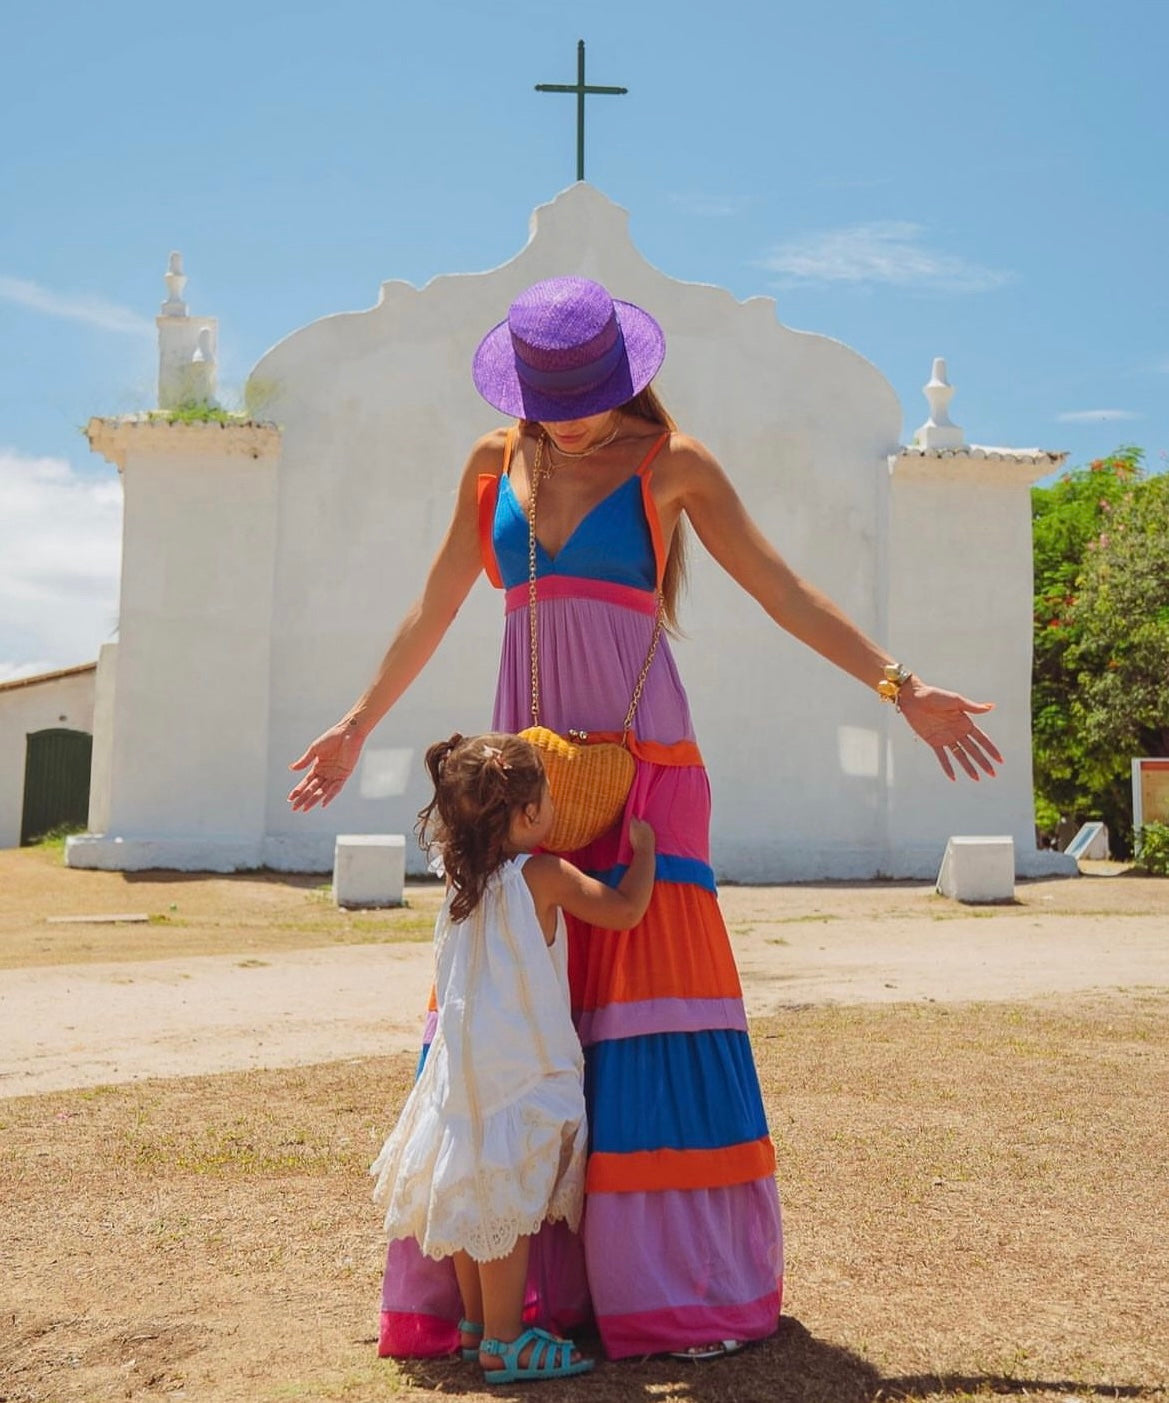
[476,428,516,590]
[635,432,671,590]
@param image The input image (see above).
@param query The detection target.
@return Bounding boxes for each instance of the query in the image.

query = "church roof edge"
[86,416,282,471]
[0,661,97,695]
[895,444,1068,464]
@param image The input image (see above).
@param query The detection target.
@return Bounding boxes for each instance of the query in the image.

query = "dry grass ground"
[2,847,1167,1402]
[2,844,1165,971]
[4,1001,1166,1401]
[0,846,446,969]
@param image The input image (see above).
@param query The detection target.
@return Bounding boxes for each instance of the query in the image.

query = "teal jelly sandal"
[480,1327,595,1383]
[458,1318,484,1363]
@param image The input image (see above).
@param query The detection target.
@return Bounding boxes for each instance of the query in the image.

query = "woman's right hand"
[287,721,366,812]
[628,817,656,855]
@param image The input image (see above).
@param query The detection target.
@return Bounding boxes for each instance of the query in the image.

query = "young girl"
[370,732,656,1384]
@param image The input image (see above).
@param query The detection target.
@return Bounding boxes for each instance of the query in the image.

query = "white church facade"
[68,185,1073,881]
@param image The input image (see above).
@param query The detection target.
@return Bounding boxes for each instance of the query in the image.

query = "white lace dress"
[370,856,587,1263]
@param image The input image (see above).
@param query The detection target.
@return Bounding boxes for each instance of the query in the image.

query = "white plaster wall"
[75,184,1054,877]
[86,643,117,834]
[885,456,1050,876]
[0,670,95,848]
[97,445,278,850]
[252,184,1023,878]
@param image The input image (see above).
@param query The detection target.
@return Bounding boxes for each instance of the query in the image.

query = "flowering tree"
[1031,447,1168,852]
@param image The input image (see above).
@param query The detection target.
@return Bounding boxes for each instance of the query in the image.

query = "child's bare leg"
[452,1251,483,1354]
[478,1236,589,1373]
[479,1235,530,1349]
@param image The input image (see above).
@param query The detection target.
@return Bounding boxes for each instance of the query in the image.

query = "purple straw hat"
[472,276,666,422]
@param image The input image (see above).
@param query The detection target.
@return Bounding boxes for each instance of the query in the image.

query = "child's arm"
[524,819,656,939]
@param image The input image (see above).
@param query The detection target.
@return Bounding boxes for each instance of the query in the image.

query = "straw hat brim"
[472,298,665,422]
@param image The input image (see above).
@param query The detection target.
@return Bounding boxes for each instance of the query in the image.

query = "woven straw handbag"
[517,435,663,854]
[517,725,637,853]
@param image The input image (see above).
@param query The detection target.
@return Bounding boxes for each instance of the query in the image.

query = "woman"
[289,276,1001,1361]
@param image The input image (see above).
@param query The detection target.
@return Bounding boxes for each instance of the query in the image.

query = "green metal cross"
[535,40,627,182]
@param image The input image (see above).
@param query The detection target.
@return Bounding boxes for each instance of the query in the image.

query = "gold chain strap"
[526,432,664,734]
[527,435,543,728]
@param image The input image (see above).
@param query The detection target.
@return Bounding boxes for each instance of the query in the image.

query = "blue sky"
[2,0,1166,678]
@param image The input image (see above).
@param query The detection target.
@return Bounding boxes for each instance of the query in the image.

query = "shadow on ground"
[395,1316,1159,1401]
[118,868,325,888]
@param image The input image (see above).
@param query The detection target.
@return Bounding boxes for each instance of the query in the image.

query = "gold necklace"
[544,420,621,467]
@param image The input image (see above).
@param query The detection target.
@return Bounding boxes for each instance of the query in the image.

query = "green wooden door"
[20,728,93,845]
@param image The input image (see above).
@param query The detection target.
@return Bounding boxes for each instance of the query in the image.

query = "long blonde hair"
[521,383,688,630]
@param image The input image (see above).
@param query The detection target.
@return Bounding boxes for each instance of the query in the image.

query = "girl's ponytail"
[423,733,463,794]
[416,735,462,855]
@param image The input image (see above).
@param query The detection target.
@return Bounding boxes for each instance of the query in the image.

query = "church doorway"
[20,728,93,845]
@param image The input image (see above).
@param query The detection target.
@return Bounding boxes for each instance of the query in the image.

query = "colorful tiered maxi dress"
[378,429,783,1359]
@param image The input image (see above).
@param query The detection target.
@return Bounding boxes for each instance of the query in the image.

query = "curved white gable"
[75,186,1059,880]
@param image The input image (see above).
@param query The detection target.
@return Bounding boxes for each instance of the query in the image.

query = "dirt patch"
[2,999,1166,1402]
[4,848,1169,1098]
[4,847,1167,973]
[0,845,445,969]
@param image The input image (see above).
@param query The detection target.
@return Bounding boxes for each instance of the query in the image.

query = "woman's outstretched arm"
[658,435,1003,782]
[288,430,505,811]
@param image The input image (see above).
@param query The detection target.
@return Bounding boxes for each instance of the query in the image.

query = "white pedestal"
[936,835,1015,903]
[334,834,406,908]
[1066,821,1109,861]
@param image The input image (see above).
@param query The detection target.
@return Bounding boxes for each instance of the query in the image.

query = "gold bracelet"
[877,662,912,705]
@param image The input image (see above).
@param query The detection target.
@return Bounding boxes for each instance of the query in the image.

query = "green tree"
[1030,447,1163,852]
[1069,468,1169,779]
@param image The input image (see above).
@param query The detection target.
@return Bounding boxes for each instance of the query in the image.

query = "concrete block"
[334,834,405,908]
[936,835,1015,903]
[1066,821,1109,862]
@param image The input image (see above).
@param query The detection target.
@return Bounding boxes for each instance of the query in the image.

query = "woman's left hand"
[288,721,365,811]
[897,681,1003,781]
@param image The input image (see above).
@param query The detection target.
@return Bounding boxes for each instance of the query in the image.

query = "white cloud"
[759,221,1013,293]
[0,274,153,335]
[1055,409,1142,423]
[0,449,122,675]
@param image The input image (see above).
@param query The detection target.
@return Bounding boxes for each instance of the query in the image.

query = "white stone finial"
[181,325,218,405]
[915,357,965,450]
[161,251,188,317]
[156,257,219,409]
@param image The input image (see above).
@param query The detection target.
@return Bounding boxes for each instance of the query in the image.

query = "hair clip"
[481,743,511,772]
